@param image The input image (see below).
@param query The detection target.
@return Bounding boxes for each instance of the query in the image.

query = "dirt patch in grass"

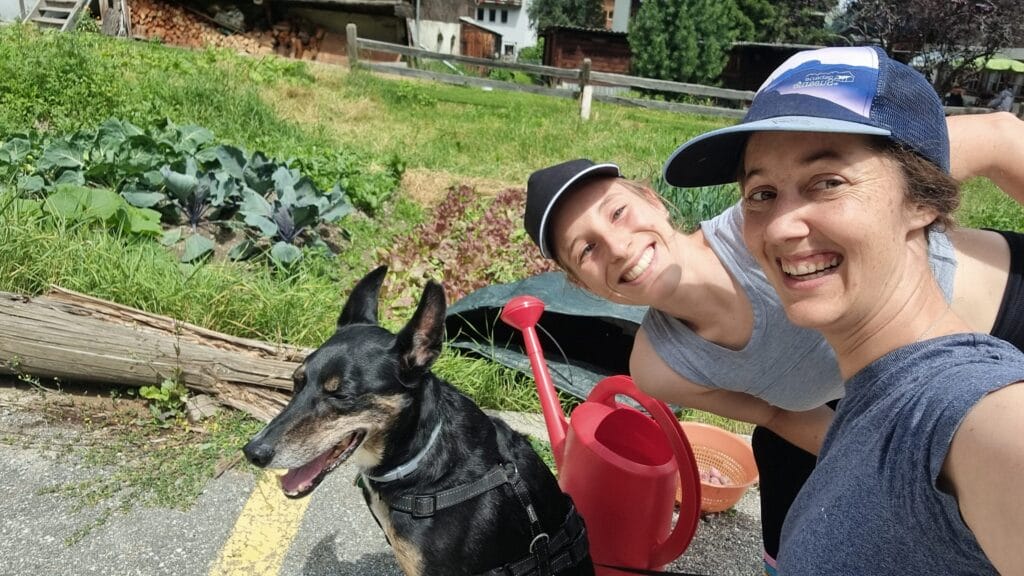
[400,168,518,205]
[0,377,150,431]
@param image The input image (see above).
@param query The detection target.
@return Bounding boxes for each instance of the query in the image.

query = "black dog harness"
[365,461,589,576]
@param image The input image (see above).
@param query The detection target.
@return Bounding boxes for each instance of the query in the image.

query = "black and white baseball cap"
[524,159,622,259]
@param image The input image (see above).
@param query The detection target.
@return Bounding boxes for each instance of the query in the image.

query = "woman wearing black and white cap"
[525,47,1024,574]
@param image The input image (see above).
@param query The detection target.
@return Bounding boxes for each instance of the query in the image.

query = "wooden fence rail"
[343,25,1006,120]
[345,23,754,120]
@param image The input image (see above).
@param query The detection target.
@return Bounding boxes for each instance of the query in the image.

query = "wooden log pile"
[269,19,327,60]
[0,288,306,423]
[130,0,274,54]
[127,0,329,60]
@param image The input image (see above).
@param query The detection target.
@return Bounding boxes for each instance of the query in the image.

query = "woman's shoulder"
[702,203,742,231]
[941,379,1024,571]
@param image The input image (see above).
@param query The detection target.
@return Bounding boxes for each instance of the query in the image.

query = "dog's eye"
[327,394,354,409]
[292,366,307,392]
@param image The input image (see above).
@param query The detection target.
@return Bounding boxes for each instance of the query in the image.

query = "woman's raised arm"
[948,112,1024,206]
[630,328,834,455]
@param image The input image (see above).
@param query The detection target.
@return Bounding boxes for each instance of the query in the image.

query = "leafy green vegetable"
[38,184,162,237]
[0,117,392,263]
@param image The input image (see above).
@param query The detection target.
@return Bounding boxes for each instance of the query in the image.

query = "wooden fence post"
[579,58,593,120]
[346,23,359,70]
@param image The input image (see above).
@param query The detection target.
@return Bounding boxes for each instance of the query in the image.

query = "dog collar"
[363,419,443,483]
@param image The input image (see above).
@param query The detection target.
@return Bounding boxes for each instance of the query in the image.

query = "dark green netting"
[444,272,648,399]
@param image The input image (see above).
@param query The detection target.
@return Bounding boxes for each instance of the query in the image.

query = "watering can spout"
[500,296,568,464]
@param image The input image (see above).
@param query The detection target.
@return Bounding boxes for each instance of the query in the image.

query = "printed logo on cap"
[757,46,880,119]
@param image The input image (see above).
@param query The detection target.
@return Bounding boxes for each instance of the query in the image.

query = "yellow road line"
[209,471,311,576]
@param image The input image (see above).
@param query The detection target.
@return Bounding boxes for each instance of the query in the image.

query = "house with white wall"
[473,0,533,58]
[1,0,27,22]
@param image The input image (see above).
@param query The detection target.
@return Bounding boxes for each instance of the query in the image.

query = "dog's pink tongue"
[280,453,329,494]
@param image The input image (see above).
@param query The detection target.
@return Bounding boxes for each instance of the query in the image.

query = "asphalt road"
[0,386,762,576]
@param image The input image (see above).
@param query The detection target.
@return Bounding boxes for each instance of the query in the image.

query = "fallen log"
[0,288,307,422]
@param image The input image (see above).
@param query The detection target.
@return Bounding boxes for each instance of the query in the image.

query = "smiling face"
[739,131,938,335]
[550,177,683,305]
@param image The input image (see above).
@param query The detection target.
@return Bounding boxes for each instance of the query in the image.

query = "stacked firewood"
[129,1,325,60]
[269,19,327,60]
[129,0,274,54]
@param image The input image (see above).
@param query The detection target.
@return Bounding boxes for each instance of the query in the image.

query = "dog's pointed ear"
[393,280,446,383]
[337,265,388,328]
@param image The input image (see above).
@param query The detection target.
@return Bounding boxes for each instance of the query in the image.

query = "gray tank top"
[779,334,1024,574]
[641,205,957,410]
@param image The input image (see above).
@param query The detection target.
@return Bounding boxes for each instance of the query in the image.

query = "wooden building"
[541,25,631,74]
[720,42,824,91]
[459,16,501,59]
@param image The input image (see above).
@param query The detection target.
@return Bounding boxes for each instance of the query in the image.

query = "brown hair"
[873,138,960,231]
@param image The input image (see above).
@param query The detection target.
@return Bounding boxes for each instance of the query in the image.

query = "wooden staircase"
[23,0,90,32]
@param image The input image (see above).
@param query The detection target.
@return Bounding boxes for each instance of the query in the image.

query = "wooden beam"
[347,23,359,70]
[0,288,303,422]
[363,63,578,99]
[590,70,756,102]
[357,37,582,81]
[593,94,746,118]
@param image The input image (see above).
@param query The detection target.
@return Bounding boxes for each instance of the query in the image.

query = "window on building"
[504,44,514,56]
[501,9,508,23]
[477,8,484,20]
[489,8,496,21]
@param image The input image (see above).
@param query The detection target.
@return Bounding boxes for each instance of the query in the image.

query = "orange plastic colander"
[678,422,759,513]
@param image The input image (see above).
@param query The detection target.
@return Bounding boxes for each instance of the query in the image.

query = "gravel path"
[0,386,761,576]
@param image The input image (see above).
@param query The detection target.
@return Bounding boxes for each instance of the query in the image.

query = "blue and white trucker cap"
[663,46,950,188]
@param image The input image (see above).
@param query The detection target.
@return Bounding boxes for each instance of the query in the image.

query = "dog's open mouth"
[279,429,366,498]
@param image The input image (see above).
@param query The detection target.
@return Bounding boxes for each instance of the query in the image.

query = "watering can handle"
[588,375,702,566]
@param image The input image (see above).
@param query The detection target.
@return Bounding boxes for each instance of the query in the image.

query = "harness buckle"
[530,532,552,574]
[411,495,437,518]
[529,533,550,554]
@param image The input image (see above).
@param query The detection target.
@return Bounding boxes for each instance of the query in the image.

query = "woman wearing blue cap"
[663,46,1024,573]
[524,50,1024,573]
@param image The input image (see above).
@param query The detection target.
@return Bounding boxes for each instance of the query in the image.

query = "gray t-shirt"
[641,205,957,410]
[778,333,1024,574]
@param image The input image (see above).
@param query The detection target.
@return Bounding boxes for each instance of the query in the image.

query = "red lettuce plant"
[384,185,557,313]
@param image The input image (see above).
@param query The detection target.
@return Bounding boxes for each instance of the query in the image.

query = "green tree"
[840,0,1024,93]
[629,0,746,85]
[732,0,780,42]
[729,0,840,44]
[527,0,605,33]
[773,0,839,45]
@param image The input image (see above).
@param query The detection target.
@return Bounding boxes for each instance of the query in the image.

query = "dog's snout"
[243,440,274,468]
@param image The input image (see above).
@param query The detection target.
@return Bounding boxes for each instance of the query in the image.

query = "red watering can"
[500,295,701,575]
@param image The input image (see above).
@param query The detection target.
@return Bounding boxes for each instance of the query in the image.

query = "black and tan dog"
[243,266,593,576]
